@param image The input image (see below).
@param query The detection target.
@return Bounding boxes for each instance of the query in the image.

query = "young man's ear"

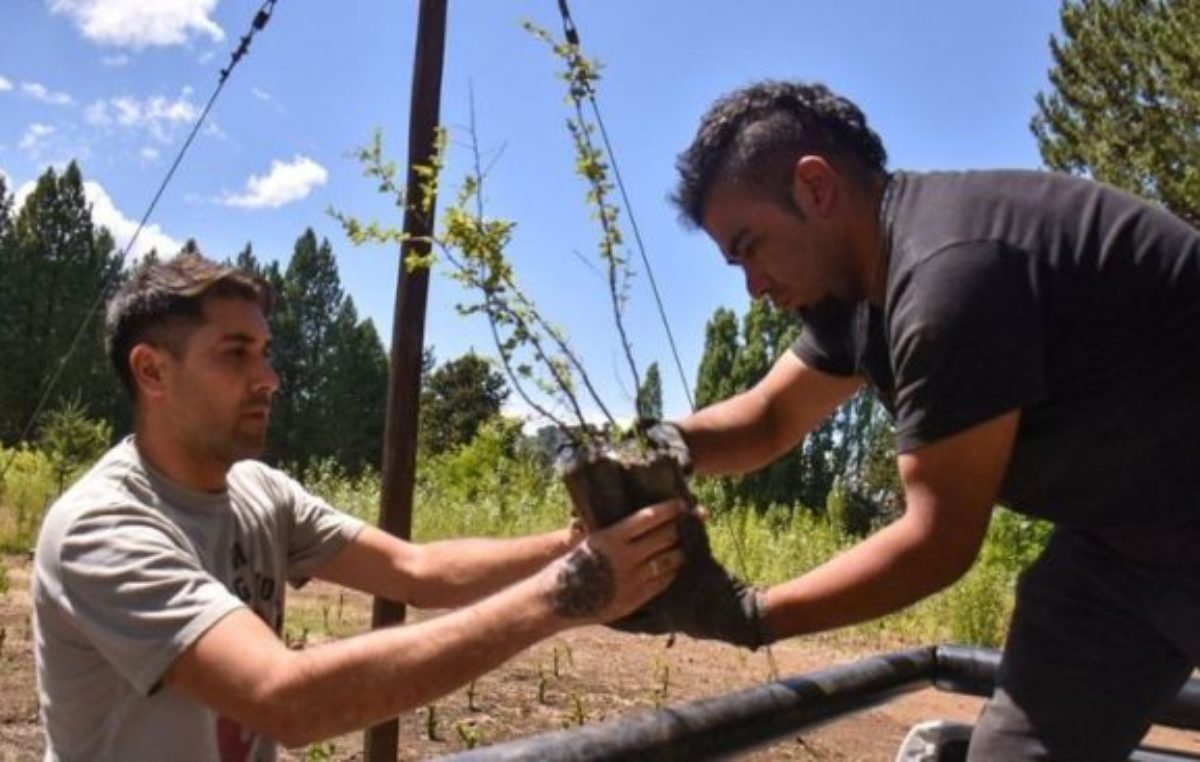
[790,155,839,217]
[129,344,170,399]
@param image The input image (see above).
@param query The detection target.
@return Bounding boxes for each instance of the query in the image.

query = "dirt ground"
[3,554,1200,761]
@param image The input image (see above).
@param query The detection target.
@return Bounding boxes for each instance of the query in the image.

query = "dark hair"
[672,80,888,227]
[104,253,273,397]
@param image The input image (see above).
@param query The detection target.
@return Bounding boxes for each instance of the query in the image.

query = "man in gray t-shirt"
[628,80,1200,760]
[34,254,687,760]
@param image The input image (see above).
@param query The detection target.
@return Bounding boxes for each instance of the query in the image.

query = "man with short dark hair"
[33,253,685,760]
[646,80,1200,760]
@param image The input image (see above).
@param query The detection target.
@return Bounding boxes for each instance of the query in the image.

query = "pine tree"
[694,308,740,409]
[323,299,389,471]
[266,229,346,467]
[420,352,509,455]
[635,362,663,420]
[0,163,124,444]
[1032,0,1200,226]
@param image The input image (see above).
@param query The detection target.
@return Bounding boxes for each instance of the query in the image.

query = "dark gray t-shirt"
[33,438,364,761]
[793,170,1200,527]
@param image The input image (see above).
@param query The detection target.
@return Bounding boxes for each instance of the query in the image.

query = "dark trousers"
[967,524,1200,761]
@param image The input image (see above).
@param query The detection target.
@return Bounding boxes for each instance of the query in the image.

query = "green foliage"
[38,397,113,491]
[413,418,568,541]
[979,507,1054,573]
[692,299,901,522]
[300,459,382,525]
[250,231,388,473]
[1033,0,1200,226]
[336,22,664,446]
[0,444,61,552]
[0,162,127,445]
[421,352,509,455]
[635,362,663,420]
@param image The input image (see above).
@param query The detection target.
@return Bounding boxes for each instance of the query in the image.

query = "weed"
[424,704,440,741]
[303,741,335,761]
[454,719,483,749]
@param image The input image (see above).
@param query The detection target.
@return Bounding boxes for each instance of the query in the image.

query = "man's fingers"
[629,519,680,561]
[611,499,686,541]
[645,548,685,578]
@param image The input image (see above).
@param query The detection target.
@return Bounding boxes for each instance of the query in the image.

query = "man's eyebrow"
[727,228,750,261]
[218,333,260,345]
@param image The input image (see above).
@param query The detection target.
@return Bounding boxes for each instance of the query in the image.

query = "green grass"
[10,423,1045,648]
[0,444,61,553]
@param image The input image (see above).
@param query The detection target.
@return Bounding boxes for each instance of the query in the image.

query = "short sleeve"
[790,300,858,376]
[56,506,245,696]
[277,472,365,584]
[889,241,1047,451]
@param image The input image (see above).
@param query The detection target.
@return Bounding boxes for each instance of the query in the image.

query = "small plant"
[536,664,549,705]
[454,719,484,749]
[38,396,112,494]
[552,646,561,678]
[562,692,588,728]
[465,679,479,712]
[333,22,647,452]
[424,704,440,741]
[284,627,308,650]
[303,741,335,762]
[334,21,758,645]
[651,657,671,708]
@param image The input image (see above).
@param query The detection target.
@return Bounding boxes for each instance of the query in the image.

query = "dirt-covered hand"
[540,499,685,626]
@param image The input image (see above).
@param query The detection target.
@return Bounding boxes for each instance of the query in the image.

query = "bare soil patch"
[3,555,1199,760]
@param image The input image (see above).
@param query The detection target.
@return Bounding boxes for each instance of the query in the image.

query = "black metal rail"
[440,644,1200,761]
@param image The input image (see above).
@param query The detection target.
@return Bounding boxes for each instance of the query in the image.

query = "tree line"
[2,0,1196,520]
[0,163,390,472]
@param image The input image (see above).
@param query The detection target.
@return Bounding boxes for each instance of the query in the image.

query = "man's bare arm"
[680,352,862,475]
[762,410,1019,638]
[314,524,580,608]
[166,501,684,748]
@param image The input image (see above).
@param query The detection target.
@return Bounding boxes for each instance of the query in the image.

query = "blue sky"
[1,0,1063,422]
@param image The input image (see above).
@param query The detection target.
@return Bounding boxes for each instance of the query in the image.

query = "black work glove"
[636,419,693,476]
[608,510,771,650]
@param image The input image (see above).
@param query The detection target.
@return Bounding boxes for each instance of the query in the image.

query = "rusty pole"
[363,0,447,759]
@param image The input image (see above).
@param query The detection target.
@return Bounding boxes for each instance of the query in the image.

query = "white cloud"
[12,174,180,259]
[140,146,160,162]
[101,54,131,67]
[221,156,328,209]
[15,180,36,210]
[0,75,12,92]
[85,90,199,143]
[18,124,56,154]
[21,81,74,106]
[47,0,224,49]
[84,180,182,259]
[251,87,271,102]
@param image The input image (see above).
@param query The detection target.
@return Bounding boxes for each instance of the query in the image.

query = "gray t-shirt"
[793,170,1200,528]
[33,437,364,761]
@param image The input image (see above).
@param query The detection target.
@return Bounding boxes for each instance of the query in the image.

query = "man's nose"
[255,358,280,396]
[745,267,770,299]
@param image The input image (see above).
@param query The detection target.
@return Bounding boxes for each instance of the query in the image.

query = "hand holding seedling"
[543,499,685,624]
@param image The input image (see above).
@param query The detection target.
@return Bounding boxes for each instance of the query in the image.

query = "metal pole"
[364,0,447,759]
[440,646,1200,760]
[441,649,937,761]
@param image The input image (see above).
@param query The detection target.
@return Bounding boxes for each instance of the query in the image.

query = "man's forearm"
[680,392,788,476]
[762,515,975,639]
[257,574,568,746]
[410,528,575,607]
